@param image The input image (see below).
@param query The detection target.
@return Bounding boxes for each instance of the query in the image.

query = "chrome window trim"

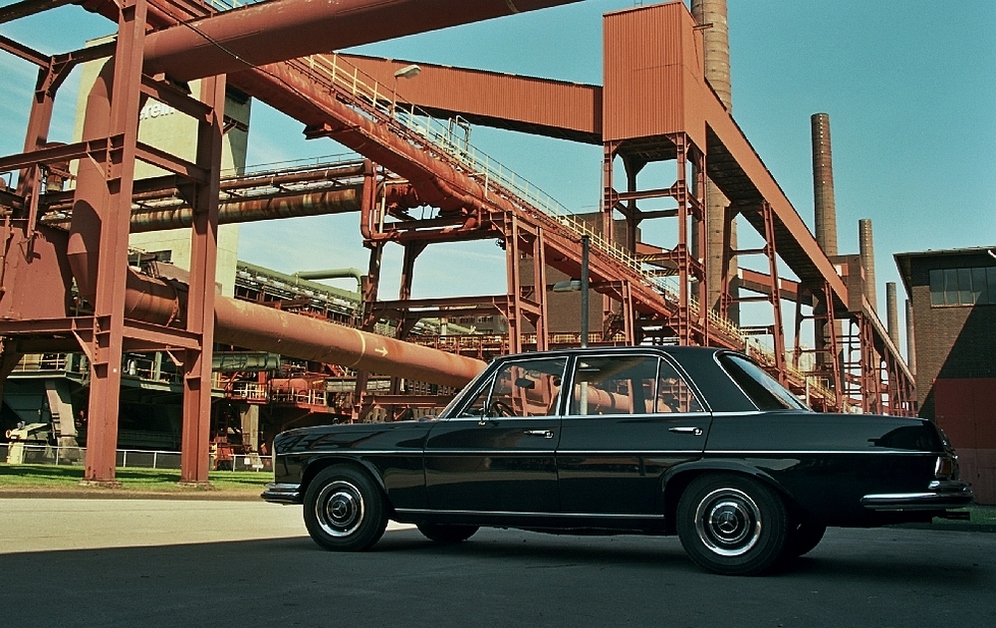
[563,350,710,416]
[559,411,710,420]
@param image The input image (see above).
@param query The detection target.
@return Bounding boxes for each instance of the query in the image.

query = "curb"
[0,488,265,502]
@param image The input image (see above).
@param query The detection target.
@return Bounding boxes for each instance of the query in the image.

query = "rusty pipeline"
[213,297,486,389]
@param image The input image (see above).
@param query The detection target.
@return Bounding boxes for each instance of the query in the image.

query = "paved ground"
[2,499,994,627]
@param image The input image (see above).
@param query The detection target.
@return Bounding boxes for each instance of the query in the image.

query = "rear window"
[718,354,810,411]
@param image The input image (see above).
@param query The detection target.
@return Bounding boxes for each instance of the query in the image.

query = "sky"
[1,0,994,354]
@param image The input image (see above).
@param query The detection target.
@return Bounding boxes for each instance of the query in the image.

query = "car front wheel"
[676,474,788,575]
[304,465,388,552]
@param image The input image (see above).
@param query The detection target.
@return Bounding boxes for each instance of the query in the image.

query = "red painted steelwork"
[602,4,707,149]
[339,54,602,144]
[140,0,583,82]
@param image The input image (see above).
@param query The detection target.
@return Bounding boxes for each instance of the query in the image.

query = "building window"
[929,266,996,306]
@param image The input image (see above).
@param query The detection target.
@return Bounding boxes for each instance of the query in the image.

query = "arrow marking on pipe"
[375,347,388,357]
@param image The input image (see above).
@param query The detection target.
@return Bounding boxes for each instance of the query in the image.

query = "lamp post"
[580,235,590,348]
[391,64,421,116]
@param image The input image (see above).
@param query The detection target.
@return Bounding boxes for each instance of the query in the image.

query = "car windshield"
[718,353,811,411]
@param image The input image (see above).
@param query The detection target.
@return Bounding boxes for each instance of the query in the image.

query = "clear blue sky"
[2,1,994,351]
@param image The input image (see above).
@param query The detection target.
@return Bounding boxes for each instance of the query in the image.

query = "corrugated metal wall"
[602,2,705,148]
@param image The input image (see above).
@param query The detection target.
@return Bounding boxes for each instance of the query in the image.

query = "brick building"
[895,247,996,504]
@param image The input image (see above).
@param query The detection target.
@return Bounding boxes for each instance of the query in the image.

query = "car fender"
[300,454,389,498]
[657,459,799,530]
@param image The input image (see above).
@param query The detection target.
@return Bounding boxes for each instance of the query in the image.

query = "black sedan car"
[263,346,973,575]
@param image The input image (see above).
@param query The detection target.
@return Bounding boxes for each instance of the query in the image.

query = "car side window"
[569,355,703,415]
[457,358,566,418]
[654,359,705,414]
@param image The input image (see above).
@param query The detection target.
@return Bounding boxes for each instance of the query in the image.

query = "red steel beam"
[139,0,583,81]
[339,53,602,144]
[0,0,74,24]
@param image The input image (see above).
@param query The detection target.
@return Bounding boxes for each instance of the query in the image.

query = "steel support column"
[83,0,148,484]
[179,74,226,484]
[761,202,786,383]
[504,214,524,354]
[530,227,550,352]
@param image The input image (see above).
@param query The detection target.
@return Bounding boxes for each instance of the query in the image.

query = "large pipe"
[213,297,485,389]
[858,218,877,310]
[886,282,899,347]
[129,187,365,232]
[294,268,364,293]
[141,0,581,82]
[811,113,838,257]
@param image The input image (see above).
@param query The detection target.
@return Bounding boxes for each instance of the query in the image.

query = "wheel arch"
[660,460,802,534]
[300,456,391,510]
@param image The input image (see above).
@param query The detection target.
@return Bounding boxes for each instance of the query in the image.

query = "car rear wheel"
[416,523,479,544]
[676,474,788,576]
[304,465,387,552]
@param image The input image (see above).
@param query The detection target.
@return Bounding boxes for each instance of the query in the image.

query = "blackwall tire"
[785,520,827,558]
[676,474,788,576]
[303,465,388,552]
[416,523,479,544]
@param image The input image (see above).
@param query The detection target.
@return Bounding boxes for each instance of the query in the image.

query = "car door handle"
[669,426,704,436]
[524,429,554,439]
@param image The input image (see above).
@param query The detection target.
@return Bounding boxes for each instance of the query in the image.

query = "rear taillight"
[935,454,957,479]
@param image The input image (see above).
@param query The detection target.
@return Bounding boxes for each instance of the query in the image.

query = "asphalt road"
[1,499,993,627]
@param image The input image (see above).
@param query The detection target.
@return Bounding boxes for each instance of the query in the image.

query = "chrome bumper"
[261,482,302,505]
[861,480,974,511]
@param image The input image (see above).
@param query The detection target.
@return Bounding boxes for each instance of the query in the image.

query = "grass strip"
[0,464,271,493]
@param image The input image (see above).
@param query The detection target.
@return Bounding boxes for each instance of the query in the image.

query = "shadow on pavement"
[2,528,992,628]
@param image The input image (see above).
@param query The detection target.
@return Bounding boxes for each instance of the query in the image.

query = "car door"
[424,356,567,514]
[556,352,712,516]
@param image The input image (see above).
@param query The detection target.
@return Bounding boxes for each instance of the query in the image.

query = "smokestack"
[906,299,916,375]
[691,0,737,322]
[811,113,838,257]
[859,218,877,310]
[691,0,731,108]
[886,282,899,347]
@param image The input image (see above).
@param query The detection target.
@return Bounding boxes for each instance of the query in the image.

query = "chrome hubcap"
[694,487,762,557]
[315,480,364,537]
